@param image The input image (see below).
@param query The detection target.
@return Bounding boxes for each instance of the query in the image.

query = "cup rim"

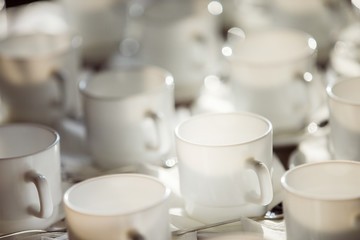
[326,77,360,106]
[0,123,60,160]
[224,27,317,67]
[175,111,272,147]
[78,65,174,101]
[281,160,360,201]
[0,31,78,60]
[63,173,171,217]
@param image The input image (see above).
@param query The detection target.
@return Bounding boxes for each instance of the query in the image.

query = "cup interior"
[64,174,170,216]
[0,124,59,159]
[282,161,360,200]
[79,67,173,99]
[328,78,360,104]
[176,112,271,146]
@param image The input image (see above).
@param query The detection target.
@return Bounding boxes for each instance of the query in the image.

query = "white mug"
[0,123,63,233]
[135,0,221,104]
[224,27,318,139]
[175,112,273,223]
[282,160,360,240]
[0,32,82,125]
[79,65,175,170]
[326,77,360,160]
[60,0,127,65]
[64,174,171,240]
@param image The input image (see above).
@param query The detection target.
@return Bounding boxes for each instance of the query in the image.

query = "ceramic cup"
[0,32,82,125]
[0,123,62,233]
[282,160,360,240]
[135,0,221,104]
[60,0,127,66]
[79,65,175,170]
[64,174,171,240]
[326,77,360,161]
[175,112,273,223]
[224,27,318,139]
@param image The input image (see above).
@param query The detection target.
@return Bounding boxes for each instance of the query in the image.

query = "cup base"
[184,200,267,224]
[0,205,63,234]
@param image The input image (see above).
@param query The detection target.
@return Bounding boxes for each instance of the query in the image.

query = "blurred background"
[0,0,359,168]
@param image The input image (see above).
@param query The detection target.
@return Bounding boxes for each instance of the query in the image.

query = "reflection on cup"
[327,77,360,161]
[225,27,318,138]
[282,161,360,240]
[175,112,273,223]
[0,123,62,233]
[79,65,175,170]
[64,174,171,240]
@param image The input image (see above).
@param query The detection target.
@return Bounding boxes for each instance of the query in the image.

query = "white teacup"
[282,161,360,240]
[60,0,127,65]
[175,112,273,223]
[0,32,81,125]
[136,0,221,104]
[224,27,318,138]
[0,123,62,233]
[326,77,360,160]
[64,174,171,240]
[79,65,175,170]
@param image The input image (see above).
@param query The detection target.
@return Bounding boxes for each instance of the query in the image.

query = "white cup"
[60,0,127,65]
[135,0,221,104]
[326,77,360,160]
[224,27,318,137]
[281,160,360,240]
[64,173,171,240]
[79,65,175,170]
[0,123,62,233]
[0,32,82,125]
[175,112,273,223]
[270,0,354,66]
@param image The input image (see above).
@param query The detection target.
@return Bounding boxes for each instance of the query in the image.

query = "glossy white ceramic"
[79,66,175,170]
[225,27,318,136]
[0,124,62,233]
[175,112,273,223]
[64,174,171,240]
[282,161,360,240]
[327,77,360,161]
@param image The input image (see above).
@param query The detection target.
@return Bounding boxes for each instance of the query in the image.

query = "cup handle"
[25,171,53,219]
[144,111,164,151]
[245,158,273,205]
[127,229,144,240]
[354,213,360,227]
[51,70,69,115]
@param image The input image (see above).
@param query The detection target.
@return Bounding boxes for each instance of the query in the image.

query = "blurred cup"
[270,0,355,66]
[135,0,221,104]
[224,27,318,140]
[175,112,273,223]
[60,0,127,66]
[0,32,82,125]
[64,174,171,240]
[282,161,360,240]
[326,77,360,160]
[79,65,175,170]
[0,123,62,233]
